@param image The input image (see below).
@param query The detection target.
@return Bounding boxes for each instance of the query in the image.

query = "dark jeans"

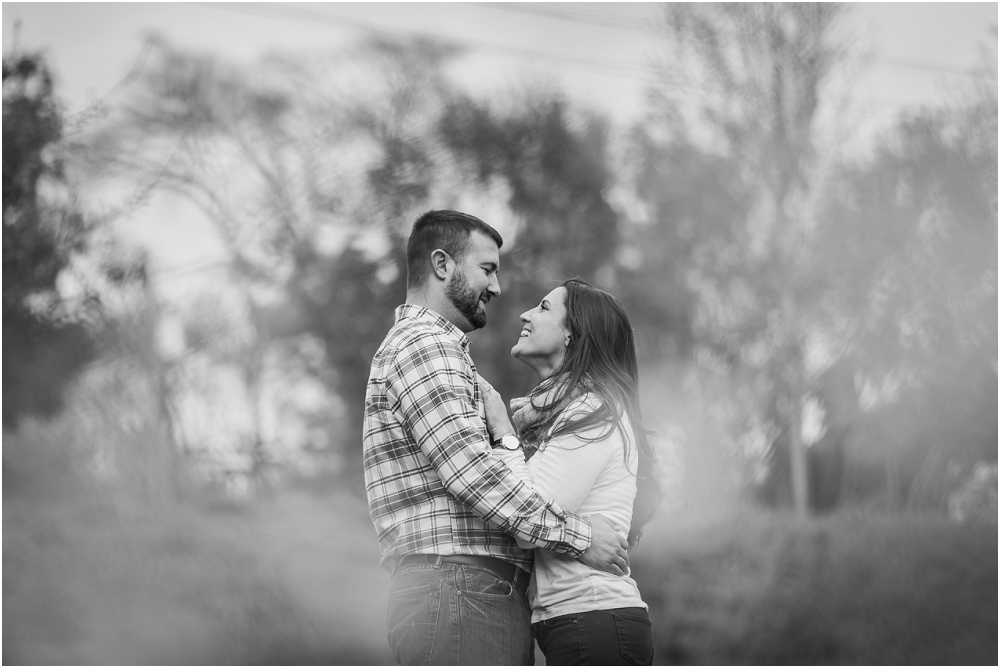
[534,607,654,665]
[385,558,533,665]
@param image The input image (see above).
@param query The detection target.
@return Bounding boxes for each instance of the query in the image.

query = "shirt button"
[574,539,586,549]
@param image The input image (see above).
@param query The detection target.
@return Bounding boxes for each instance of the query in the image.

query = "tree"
[637,4,852,516]
[94,35,468,485]
[811,42,998,508]
[438,92,621,399]
[4,49,177,506]
[3,52,97,427]
[636,8,996,514]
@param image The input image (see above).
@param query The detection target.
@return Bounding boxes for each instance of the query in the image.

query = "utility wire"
[460,2,655,32]
[464,1,991,78]
[197,2,663,84]
[190,1,992,130]
[151,258,230,280]
[876,55,991,76]
[198,0,989,112]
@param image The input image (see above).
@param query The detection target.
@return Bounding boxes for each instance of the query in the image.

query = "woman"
[484,278,662,666]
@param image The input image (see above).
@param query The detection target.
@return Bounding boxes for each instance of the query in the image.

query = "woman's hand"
[510,381,582,433]
[510,396,544,433]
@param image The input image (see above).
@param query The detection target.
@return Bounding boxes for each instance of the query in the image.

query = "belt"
[395,554,530,596]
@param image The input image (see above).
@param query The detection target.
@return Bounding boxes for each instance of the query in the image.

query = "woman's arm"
[482,381,618,549]
[529,427,616,508]
[513,423,615,549]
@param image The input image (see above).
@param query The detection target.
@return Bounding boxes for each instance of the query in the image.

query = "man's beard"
[446,268,488,330]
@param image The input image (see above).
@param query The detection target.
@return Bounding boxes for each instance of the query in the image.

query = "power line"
[877,55,991,76]
[459,2,655,32]
[197,2,661,84]
[462,2,990,78]
[194,3,973,116]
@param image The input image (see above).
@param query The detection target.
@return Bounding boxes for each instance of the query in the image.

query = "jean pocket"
[386,579,442,665]
[539,614,579,630]
[534,613,579,657]
[457,566,515,600]
[613,610,653,666]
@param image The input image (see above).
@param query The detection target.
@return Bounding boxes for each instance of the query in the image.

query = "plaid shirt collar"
[395,303,471,351]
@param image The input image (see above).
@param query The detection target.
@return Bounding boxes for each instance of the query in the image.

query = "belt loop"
[432,555,444,569]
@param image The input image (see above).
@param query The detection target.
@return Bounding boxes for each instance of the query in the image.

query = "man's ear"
[430,248,452,281]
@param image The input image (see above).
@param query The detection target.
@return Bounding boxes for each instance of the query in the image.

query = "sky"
[5,2,996,124]
[3,1,997,280]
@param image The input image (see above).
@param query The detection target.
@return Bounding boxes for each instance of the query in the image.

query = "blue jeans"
[534,607,654,665]
[385,558,533,665]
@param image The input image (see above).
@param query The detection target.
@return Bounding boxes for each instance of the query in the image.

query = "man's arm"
[387,334,592,557]
[481,381,630,574]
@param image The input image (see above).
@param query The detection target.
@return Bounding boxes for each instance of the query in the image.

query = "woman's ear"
[430,248,451,281]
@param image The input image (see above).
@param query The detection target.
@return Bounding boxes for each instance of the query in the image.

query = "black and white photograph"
[3,2,997,665]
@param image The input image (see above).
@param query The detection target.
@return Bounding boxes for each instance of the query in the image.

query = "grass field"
[633,509,998,665]
[4,482,996,665]
[3,486,394,665]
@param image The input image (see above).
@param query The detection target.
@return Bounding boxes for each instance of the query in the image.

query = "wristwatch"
[492,433,520,451]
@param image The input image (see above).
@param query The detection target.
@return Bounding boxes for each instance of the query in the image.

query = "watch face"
[500,434,520,450]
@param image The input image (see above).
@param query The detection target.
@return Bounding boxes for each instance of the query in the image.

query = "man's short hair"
[406,210,503,288]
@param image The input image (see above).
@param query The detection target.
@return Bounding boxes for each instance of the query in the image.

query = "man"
[363,210,631,665]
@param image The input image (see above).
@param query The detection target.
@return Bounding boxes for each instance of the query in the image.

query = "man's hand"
[478,374,515,441]
[579,513,630,576]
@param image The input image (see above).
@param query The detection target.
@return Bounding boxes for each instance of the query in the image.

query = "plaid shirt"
[363,304,592,572]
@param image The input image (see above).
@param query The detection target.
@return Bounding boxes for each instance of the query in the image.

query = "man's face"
[445,231,501,332]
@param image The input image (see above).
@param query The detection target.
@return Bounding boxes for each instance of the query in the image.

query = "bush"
[632,509,998,665]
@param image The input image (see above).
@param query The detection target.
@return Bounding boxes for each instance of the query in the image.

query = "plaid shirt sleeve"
[386,331,592,556]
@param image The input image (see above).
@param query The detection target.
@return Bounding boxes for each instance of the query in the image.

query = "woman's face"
[511,286,571,376]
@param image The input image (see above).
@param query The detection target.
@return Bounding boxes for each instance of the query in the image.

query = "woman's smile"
[511,286,570,379]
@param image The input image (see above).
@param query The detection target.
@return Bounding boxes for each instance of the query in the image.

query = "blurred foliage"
[635,4,853,514]
[632,4,997,512]
[812,76,998,509]
[439,93,621,396]
[3,51,149,429]
[86,35,628,487]
[3,481,393,664]
[633,509,997,664]
[83,36,429,483]
[4,12,996,517]
[3,52,95,426]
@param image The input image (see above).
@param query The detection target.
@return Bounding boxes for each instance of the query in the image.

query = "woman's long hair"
[528,278,662,547]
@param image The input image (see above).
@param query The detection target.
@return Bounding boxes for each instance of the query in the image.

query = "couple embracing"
[363,210,662,665]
